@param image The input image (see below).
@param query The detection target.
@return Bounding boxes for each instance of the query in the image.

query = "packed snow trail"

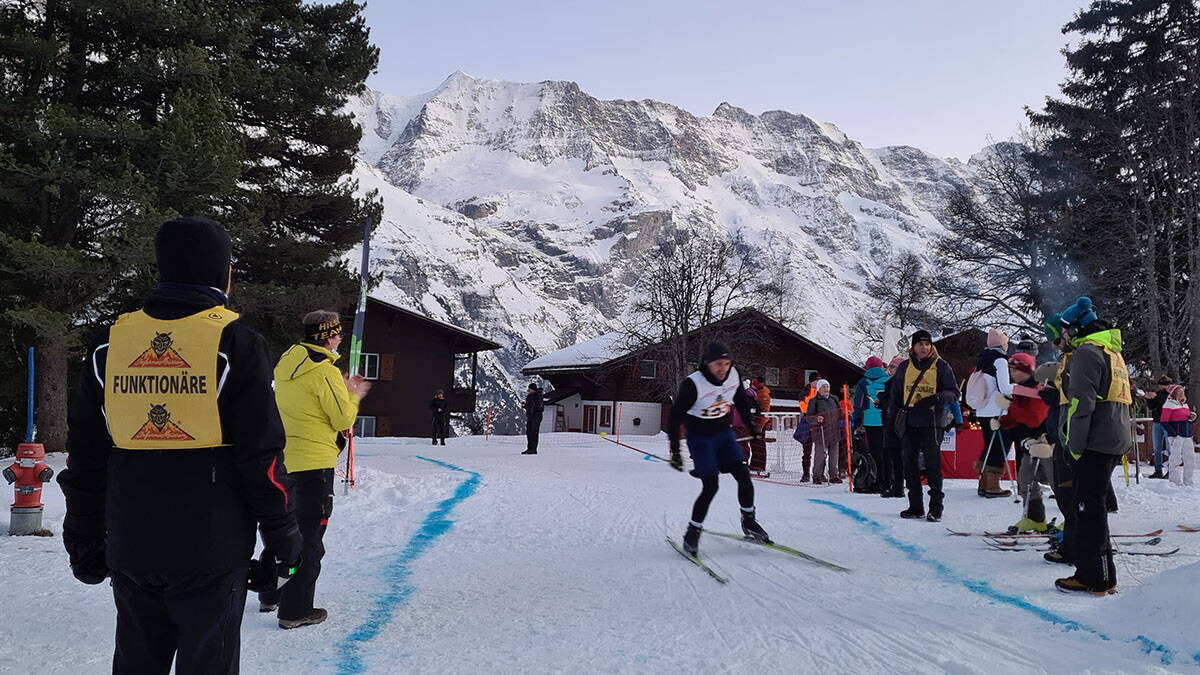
[3,434,1199,674]
[335,456,482,674]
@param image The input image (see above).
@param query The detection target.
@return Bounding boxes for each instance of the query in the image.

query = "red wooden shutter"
[376,416,391,436]
[379,353,394,381]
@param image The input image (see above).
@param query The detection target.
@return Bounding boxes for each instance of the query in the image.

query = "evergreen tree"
[0,1,379,451]
[1030,0,1199,395]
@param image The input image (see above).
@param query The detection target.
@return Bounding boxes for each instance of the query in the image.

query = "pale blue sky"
[359,0,1081,159]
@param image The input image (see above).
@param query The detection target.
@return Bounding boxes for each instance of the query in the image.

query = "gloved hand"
[248,555,300,593]
[64,535,108,585]
[261,520,303,567]
[669,452,684,472]
[916,395,939,409]
[1024,434,1054,460]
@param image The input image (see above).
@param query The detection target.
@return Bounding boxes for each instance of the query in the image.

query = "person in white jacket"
[971,329,1014,498]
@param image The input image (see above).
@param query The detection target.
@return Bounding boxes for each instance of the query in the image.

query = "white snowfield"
[4,435,1199,674]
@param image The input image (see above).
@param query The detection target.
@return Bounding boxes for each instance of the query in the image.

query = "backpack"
[852,444,878,493]
[964,368,991,410]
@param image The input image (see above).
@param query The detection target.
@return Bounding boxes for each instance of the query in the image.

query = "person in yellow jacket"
[259,310,371,628]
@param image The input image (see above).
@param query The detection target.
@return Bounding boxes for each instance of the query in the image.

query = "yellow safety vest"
[901,357,939,406]
[1099,346,1133,405]
[104,307,238,449]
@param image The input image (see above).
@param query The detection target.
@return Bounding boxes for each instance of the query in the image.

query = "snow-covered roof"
[367,296,501,351]
[523,332,625,372]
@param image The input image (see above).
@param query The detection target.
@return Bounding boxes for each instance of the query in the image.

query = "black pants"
[1072,450,1119,587]
[260,468,333,620]
[526,415,542,452]
[978,418,1007,469]
[864,426,885,491]
[1052,440,1078,560]
[690,466,755,524]
[432,414,447,443]
[112,567,246,675]
[878,429,903,494]
[902,426,943,514]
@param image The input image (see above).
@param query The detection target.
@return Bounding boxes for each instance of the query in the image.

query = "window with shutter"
[376,416,391,436]
[379,353,394,381]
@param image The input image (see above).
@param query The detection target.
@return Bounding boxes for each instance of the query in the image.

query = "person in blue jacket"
[852,356,890,493]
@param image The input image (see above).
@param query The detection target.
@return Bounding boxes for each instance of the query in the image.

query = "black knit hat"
[155,216,232,289]
[911,329,933,345]
[702,342,731,363]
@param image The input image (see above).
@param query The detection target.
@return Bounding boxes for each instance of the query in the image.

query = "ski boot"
[682,523,702,556]
[740,508,772,543]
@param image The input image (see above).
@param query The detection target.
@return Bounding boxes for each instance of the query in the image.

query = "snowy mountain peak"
[349,74,984,427]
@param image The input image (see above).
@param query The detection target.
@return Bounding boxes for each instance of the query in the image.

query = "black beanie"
[155,216,232,289]
[702,342,731,363]
[911,329,933,345]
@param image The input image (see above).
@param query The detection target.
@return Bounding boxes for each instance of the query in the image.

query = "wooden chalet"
[354,297,500,438]
[521,308,864,436]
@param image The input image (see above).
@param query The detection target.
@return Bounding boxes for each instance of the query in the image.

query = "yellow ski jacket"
[274,343,359,472]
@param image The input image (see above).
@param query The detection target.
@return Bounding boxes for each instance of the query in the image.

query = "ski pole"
[598,433,681,470]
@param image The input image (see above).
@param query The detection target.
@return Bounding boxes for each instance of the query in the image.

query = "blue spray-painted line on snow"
[808,499,1185,667]
[335,456,482,674]
[643,454,657,462]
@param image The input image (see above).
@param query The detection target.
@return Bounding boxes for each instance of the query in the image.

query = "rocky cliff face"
[346,72,981,432]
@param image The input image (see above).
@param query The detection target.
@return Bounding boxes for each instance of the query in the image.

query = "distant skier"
[522,383,544,455]
[668,342,770,556]
[430,388,448,445]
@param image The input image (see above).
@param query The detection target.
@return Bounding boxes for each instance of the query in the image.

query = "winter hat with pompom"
[864,356,884,370]
[1059,297,1098,333]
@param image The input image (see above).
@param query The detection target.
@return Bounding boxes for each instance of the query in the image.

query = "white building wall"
[611,401,664,436]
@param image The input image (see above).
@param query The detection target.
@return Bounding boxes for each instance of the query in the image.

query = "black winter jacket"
[58,285,300,575]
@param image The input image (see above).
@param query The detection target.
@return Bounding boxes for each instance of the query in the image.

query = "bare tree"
[932,136,1081,334]
[620,230,764,396]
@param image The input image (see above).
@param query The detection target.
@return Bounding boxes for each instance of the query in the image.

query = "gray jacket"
[1063,340,1131,457]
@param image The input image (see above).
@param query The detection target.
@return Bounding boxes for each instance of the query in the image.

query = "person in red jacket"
[1003,352,1054,532]
[1001,352,1050,474]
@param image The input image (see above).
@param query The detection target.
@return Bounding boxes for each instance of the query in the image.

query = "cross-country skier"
[668,342,770,556]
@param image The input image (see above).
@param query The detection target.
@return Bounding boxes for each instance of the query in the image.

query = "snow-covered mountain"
[346,72,980,430]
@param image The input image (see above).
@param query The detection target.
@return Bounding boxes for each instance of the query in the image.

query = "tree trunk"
[37,346,71,453]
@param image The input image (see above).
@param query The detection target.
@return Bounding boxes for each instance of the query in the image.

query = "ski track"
[3,434,1199,674]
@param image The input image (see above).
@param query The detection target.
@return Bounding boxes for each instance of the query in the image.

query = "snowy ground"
[3,434,1200,674]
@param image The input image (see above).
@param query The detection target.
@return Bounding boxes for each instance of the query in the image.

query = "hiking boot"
[974,461,986,496]
[1149,468,1165,479]
[259,602,278,613]
[279,608,328,629]
[1055,577,1115,595]
[829,478,842,485]
[520,449,537,455]
[800,473,811,483]
[431,439,437,445]
[900,507,925,519]
[926,512,941,523]
[1043,550,1071,565]
[440,440,446,446]
[682,523,702,556]
[741,509,771,543]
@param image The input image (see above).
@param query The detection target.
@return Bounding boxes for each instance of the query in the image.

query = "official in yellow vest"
[259,310,371,628]
[1053,297,1132,596]
[58,216,302,674]
[886,329,959,522]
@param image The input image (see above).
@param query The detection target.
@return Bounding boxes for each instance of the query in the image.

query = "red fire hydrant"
[4,442,53,535]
